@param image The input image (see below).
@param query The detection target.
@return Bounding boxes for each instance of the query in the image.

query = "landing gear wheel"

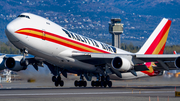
[78,81,82,87]
[74,80,78,87]
[107,81,112,88]
[91,75,112,88]
[60,80,64,87]
[52,76,56,82]
[55,81,59,87]
[53,75,64,87]
[91,81,101,87]
[83,81,87,87]
[91,81,95,87]
[74,80,87,87]
[101,81,107,88]
[57,76,61,82]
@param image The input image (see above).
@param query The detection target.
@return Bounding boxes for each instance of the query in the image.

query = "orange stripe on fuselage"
[15,28,110,53]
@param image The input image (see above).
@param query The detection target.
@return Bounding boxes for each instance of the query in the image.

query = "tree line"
[0,41,19,54]
[121,43,180,54]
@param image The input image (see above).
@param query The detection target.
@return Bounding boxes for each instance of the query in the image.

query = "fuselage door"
[42,29,46,40]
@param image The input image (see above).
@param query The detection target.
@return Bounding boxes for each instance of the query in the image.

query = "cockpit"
[17,15,30,19]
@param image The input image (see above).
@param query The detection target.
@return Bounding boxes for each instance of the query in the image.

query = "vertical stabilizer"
[137,18,171,54]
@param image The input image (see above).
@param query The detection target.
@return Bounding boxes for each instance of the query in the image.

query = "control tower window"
[18,15,30,19]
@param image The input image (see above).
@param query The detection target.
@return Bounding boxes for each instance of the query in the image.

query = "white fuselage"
[5,13,148,79]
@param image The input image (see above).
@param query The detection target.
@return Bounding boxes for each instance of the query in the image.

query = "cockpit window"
[18,15,30,19]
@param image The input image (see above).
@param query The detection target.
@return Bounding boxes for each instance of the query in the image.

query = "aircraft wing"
[72,52,180,71]
[135,54,180,70]
[72,51,131,65]
[0,54,44,71]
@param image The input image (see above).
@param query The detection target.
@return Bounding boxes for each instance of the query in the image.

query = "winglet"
[137,18,171,54]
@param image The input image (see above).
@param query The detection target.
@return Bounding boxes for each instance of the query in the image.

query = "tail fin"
[173,51,177,54]
[137,18,171,54]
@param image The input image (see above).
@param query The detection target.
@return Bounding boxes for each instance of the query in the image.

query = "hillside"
[0,0,180,46]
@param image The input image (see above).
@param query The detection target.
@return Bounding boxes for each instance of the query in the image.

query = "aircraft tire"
[74,80,86,87]
[57,76,61,83]
[95,81,100,87]
[74,80,78,87]
[60,80,64,87]
[91,81,95,87]
[83,81,87,87]
[100,81,107,88]
[55,81,59,87]
[107,81,112,88]
[52,76,56,82]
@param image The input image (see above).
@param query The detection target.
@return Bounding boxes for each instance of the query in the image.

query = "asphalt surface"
[0,76,180,101]
[0,87,179,101]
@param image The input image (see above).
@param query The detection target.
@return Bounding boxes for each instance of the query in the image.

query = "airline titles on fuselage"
[62,29,117,53]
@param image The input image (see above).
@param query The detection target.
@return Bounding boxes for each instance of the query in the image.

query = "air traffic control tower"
[109,18,123,48]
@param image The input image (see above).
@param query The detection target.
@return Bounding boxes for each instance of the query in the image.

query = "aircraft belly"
[54,56,97,73]
[110,72,148,80]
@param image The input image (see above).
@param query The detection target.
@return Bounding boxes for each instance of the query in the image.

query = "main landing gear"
[73,74,112,88]
[91,76,112,88]
[74,75,87,87]
[52,75,64,87]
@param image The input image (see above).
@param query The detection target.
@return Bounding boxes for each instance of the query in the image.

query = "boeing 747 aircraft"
[1,13,180,87]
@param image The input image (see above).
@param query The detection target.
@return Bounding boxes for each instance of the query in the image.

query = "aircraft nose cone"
[5,22,20,42]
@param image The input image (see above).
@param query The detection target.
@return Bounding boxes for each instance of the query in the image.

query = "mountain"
[0,0,180,46]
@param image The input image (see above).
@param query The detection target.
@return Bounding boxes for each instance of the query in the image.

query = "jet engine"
[175,57,180,69]
[4,56,27,71]
[111,57,133,72]
[0,57,6,70]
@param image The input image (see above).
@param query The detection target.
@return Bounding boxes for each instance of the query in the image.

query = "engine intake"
[175,57,180,69]
[5,57,27,71]
[0,57,6,70]
[5,57,15,69]
[111,57,133,71]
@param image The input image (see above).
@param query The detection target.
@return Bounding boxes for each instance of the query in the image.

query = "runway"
[0,76,180,101]
[0,87,179,101]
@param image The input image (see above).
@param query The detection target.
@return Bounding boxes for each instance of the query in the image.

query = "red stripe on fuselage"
[15,28,110,53]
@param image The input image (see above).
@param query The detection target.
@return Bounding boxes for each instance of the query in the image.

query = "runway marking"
[0,91,174,96]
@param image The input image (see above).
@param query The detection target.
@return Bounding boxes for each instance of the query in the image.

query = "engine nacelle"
[5,56,27,71]
[0,57,6,70]
[111,57,133,72]
[175,56,180,69]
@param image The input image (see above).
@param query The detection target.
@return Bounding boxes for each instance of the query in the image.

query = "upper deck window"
[18,15,30,19]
